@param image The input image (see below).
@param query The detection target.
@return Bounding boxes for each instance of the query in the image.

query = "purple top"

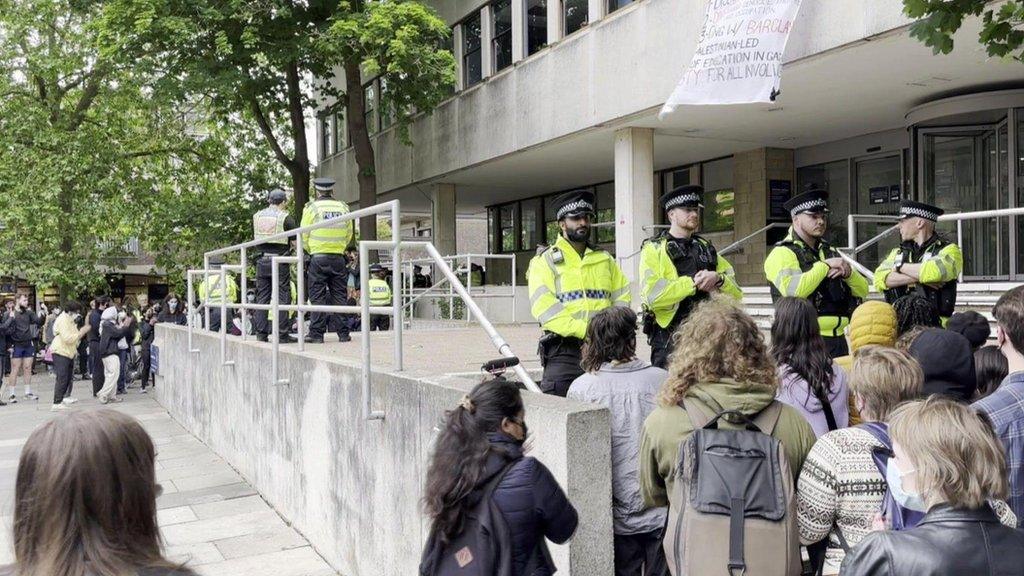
[776,362,850,437]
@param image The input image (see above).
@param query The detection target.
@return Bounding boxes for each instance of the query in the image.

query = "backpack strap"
[750,400,784,435]
[681,398,712,429]
[812,385,839,432]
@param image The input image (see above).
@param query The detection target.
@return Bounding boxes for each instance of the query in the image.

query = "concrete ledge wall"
[153,325,613,575]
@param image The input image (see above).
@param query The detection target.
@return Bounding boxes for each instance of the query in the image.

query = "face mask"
[510,417,529,445]
[886,457,929,512]
[168,300,178,310]
[565,226,590,243]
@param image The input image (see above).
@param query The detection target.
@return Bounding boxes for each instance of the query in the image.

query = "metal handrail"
[401,253,517,323]
[720,223,789,256]
[186,199,539,421]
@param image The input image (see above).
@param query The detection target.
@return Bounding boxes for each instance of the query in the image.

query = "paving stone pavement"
[0,372,337,576]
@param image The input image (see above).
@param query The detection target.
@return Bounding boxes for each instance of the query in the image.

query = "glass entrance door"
[853,155,903,270]
[919,123,1010,279]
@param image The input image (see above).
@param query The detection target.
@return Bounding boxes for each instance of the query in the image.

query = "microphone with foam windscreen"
[481,356,520,375]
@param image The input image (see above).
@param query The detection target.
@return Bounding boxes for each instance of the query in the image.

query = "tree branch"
[248,95,297,170]
[67,63,111,130]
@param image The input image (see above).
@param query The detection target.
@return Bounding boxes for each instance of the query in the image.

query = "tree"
[319,0,456,245]
[904,0,1024,61]
[98,0,455,243]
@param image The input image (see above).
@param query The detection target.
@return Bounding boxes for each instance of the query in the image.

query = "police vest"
[883,235,958,317]
[252,207,289,245]
[304,199,353,254]
[368,278,392,306]
[660,233,717,327]
[770,239,856,318]
[200,273,235,304]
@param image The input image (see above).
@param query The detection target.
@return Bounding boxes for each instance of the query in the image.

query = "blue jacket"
[486,433,578,575]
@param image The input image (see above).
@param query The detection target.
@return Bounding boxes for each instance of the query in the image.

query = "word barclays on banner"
[660,0,802,117]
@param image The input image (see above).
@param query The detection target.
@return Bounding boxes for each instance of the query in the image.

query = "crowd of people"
[0,293,180,411]
[420,287,1024,576]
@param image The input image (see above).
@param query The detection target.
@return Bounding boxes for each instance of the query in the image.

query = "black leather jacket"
[840,504,1024,576]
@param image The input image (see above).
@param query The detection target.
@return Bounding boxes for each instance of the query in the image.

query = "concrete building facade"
[315,0,1024,287]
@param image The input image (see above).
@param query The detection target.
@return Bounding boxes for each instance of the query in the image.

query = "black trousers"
[140,347,152,389]
[77,340,89,376]
[614,530,669,576]
[90,341,104,395]
[648,326,676,370]
[254,257,292,336]
[308,254,349,338]
[370,315,390,331]
[207,307,223,333]
[539,336,584,397]
[823,336,849,358]
[52,353,74,405]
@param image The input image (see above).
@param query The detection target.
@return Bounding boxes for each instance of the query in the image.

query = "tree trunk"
[285,60,310,218]
[344,58,378,249]
[58,182,74,302]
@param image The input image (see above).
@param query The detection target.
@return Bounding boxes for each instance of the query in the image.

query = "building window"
[332,111,345,151]
[595,183,615,244]
[563,0,587,35]
[319,115,331,159]
[463,12,483,87]
[521,198,541,250]
[701,157,735,233]
[607,0,631,13]
[527,0,547,55]
[499,204,516,252]
[379,77,395,129]
[797,159,850,246]
[493,0,513,72]
[363,81,378,135]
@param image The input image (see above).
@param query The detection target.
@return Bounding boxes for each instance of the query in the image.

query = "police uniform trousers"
[370,315,390,331]
[648,326,676,370]
[823,335,849,358]
[206,307,223,333]
[308,253,349,338]
[539,335,584,397]
[254,255,292,337]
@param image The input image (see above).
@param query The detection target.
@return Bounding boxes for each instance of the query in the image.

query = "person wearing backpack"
[420,378,578,576]
[840,397,1024,575]
[639,296,816,576]
[771,298,849,437]
[568,307,668,576]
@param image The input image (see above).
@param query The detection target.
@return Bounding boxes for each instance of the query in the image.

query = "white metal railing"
[400,253,517,323]
[844,207,1024,285]
[185,200,539,422]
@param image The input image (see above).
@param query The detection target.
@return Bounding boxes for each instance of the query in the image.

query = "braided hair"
[423,379,524,545]
[893,294,941,336]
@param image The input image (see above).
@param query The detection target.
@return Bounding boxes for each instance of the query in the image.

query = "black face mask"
[565,226,590,243]
[510,417,528,444]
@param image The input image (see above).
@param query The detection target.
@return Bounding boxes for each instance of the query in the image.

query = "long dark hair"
[771,297,835,401]
[423,379,524,545]
[581,306,637,372]
[975,346,1009,400]
[12,409,195,576]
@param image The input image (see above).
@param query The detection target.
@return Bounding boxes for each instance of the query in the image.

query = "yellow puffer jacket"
[835,300,897,425]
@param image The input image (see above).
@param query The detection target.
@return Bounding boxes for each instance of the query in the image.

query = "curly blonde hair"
[659,295,778,406]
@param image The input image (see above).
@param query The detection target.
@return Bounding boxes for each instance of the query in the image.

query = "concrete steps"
[741,283,1021,331]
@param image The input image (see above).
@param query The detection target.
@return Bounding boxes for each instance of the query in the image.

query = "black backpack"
[420,461,517,576]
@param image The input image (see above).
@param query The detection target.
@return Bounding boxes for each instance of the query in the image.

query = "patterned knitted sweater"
[797,426,1018,574]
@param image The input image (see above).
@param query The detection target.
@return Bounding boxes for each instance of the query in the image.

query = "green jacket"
[639,378,817,509]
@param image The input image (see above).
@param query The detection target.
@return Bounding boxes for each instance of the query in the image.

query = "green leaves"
[903,0,1024,62]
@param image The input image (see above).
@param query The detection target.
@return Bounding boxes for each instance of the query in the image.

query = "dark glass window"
[527,0,548,55]
[319,116,331,159]
[332,111,345,151]
[463,13,483,87]
[521,198,541,250]
[379,77,395,128]
[701,157,735,233]
[493,0,513,72]
[607,0,631,12]
[563,0,587,35]
[499,204,516,252]
[363,81,378,135]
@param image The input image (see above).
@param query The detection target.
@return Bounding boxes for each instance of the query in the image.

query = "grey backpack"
[664,400,800,576]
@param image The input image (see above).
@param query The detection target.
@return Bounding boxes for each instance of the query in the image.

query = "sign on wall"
[768,179,793,221]
[660,0,803,116]
[151,344,159,376]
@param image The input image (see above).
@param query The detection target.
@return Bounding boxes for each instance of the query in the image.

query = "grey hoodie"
[568,358,668,536]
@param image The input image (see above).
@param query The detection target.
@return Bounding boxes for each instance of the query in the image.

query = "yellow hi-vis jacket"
[252,206,289,244]
[874,236,962,324]
[764,229,869,337]
[198,272,238,304]
[639,234,742,329]
[300,197,353,255]
[527,235,631,340]
[368,278,392,306]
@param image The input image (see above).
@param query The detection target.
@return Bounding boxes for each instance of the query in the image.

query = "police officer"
[301,177,355,343]
[527,189,630,396]
[764,188,869,357]
[198,255,238,333]
[639,185,743,369]
[367,264,392,331]
[874,200,962,325]
[252,188,297,343]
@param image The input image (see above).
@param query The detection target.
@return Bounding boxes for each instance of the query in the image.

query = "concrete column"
[729,147,794,285]
[588,0,605,29]
[614,127,655,294]
[512,0,527,62]
[481,5,495,79]
[432,183,457,256]
[547,0,563,45]
[453,24,464,91]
